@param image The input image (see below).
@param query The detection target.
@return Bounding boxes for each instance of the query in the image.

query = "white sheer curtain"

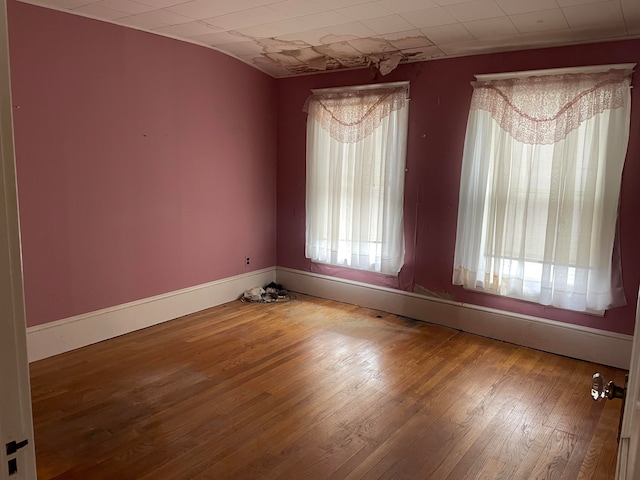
[453,68,633,313]
[304,86,409,275]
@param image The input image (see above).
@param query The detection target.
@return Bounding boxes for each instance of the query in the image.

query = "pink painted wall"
[276,40,640,336]
[8,0,640,336]
[9,1,277,327]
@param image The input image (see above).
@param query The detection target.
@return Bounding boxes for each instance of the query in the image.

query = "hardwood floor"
[30,294,625,479]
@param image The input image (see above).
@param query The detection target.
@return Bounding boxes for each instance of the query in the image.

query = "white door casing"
[0,0,37,476]
[617,288,640,479]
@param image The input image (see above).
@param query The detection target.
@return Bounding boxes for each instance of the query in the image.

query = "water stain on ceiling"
[235,33,443,77]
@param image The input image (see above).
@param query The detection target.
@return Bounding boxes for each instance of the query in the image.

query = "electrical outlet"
[246,257,250,266]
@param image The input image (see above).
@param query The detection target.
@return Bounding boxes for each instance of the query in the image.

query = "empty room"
[2,0,640,478]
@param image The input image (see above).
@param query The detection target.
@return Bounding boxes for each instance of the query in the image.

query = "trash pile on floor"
[241,282,292,303]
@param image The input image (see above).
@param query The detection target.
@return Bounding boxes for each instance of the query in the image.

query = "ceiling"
[18,0,640,77]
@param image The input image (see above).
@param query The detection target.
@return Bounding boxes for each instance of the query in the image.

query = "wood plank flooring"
[29,294,626,479]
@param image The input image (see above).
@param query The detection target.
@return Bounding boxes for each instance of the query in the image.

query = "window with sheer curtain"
[453,66,633,313]
[304,85,409,275]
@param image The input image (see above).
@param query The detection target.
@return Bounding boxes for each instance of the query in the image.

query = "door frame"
[0,0,37,476]
[617,288,640,479]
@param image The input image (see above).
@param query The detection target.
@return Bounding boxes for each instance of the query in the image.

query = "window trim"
[310,81,410,99]
[474,63,635,82]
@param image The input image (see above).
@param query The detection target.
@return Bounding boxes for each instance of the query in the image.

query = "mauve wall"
[9,1,277,327]
[276,39,640,336]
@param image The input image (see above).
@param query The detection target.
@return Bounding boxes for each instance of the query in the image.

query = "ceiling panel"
[494,0,561,15]
[422,23,475,44]
[401,7,458,29]
[204,7,289,30]
[556,0,610,7]
[297,10,353,28]
[73,3,127,18]
[154,20,222,36]
[359,15,417,35]
[336,3,393,21]
[463,16,519,38]
[444,0,506,23]
[374,0,439,14]
[268,0,326,17]
[562,1,626,29]
[90,0,156,14]
[510,8,569,33]
[118,8,192,28]
[18,0,640,77]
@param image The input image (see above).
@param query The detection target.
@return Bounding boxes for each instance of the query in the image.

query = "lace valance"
[304,87,407,143]
[470,69,633,145]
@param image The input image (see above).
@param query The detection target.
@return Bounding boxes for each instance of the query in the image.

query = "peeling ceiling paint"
[248,34,443,77]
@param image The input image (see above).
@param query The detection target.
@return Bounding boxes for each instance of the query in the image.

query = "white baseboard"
[26,267,276,362]
[27,265,632,369]
[276,267,632,369]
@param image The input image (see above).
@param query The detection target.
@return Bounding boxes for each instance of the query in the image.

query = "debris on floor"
[413,283,455,301]
[241,282,292,303]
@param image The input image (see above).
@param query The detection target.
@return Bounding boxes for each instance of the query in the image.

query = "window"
[304,83,409,275]
[453,65,634,313]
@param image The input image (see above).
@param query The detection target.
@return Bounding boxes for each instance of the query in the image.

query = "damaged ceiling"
[17,0,640,77]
